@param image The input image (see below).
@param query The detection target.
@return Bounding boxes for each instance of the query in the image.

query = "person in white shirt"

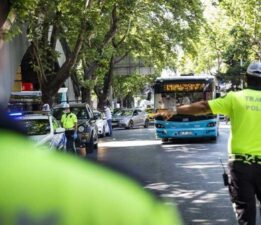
[104,105,112,136]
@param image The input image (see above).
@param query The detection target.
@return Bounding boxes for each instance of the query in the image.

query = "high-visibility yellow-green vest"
[0,130,183,225]
[61,113,77,129]
[209,89,261,155]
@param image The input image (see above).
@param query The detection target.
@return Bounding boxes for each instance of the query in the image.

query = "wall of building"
[0,30,28,106]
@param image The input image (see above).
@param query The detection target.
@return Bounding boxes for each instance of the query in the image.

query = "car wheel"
[144,119,149,128]
[86,134,94,153]
[126,120,134,129]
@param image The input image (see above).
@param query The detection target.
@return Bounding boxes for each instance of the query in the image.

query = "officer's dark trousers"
[65,130,76,154]
[228,161,261,225]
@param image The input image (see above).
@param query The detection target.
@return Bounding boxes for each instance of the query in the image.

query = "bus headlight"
[155,124,165,128]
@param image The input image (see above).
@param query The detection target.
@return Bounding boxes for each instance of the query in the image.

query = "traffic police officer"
[61,103,77,153]
[159,61,261,225]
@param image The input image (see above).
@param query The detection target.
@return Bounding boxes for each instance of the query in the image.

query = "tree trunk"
[34,23,85,106]
[102,56,114,98]
[81,87,92,104]
[41,87,56,106]
[49,25,85,91]
[0,0,10,29]
[97,95,105,110]
[71,72,81,99]
[96,55,114,109]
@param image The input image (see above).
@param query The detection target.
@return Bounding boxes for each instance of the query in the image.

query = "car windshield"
[18,119,50,136]
[120,110,133,116]
[113,109,122,116]
[53,106,90,120]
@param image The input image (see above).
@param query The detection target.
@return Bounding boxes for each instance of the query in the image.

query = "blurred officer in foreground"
[61,103,78,153]
[158,61,261,225]
[0,47,182,225]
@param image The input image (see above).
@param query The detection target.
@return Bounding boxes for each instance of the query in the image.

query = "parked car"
[111,108,123,128]
[10,111,66,150]
[93,110,110,137]
[114,108,149,129]
[52,103,98,153]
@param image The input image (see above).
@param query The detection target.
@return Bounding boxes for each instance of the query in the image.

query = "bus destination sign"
[163,83,205,92]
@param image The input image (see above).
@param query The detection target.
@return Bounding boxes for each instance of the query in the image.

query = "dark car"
[52,103,98,153]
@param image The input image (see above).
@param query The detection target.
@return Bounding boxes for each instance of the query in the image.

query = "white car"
[93,110,110,137]
[11,112,66,150]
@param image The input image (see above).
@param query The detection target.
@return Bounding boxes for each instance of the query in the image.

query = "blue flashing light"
[9,112,23,116]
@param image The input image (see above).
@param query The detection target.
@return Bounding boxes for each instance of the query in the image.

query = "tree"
[77,0,205,108]
[176,0,260,88]
[220,0,261,60]
[11,0,204,106]
[11,0,106,105]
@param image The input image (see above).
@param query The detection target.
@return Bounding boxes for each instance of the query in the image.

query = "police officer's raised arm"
[177,100,212,115]
[157,100,212,119]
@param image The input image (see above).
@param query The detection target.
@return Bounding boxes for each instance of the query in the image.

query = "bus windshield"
[154,77,215,111]
[155,91,212,110]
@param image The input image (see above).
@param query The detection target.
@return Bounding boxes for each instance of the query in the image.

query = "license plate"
[179,131,192,136]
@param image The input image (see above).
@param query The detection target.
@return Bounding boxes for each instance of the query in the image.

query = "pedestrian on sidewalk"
[104,104,112,136]
[158,61,261,225]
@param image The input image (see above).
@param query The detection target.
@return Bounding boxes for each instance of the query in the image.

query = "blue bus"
[153,75,219,142]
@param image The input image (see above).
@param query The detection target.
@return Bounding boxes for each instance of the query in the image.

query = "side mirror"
[55,127,65,134]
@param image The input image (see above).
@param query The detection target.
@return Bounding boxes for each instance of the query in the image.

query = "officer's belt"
[229,154,261,164]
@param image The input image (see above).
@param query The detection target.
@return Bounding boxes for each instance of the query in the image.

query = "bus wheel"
[162,138,168,143]
[210,136,217,142]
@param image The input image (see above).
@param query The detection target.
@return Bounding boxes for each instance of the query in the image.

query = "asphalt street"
[97,122,259,225]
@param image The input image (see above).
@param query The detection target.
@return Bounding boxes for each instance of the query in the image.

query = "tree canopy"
[9,0,260,104]
[177,0,260,86]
